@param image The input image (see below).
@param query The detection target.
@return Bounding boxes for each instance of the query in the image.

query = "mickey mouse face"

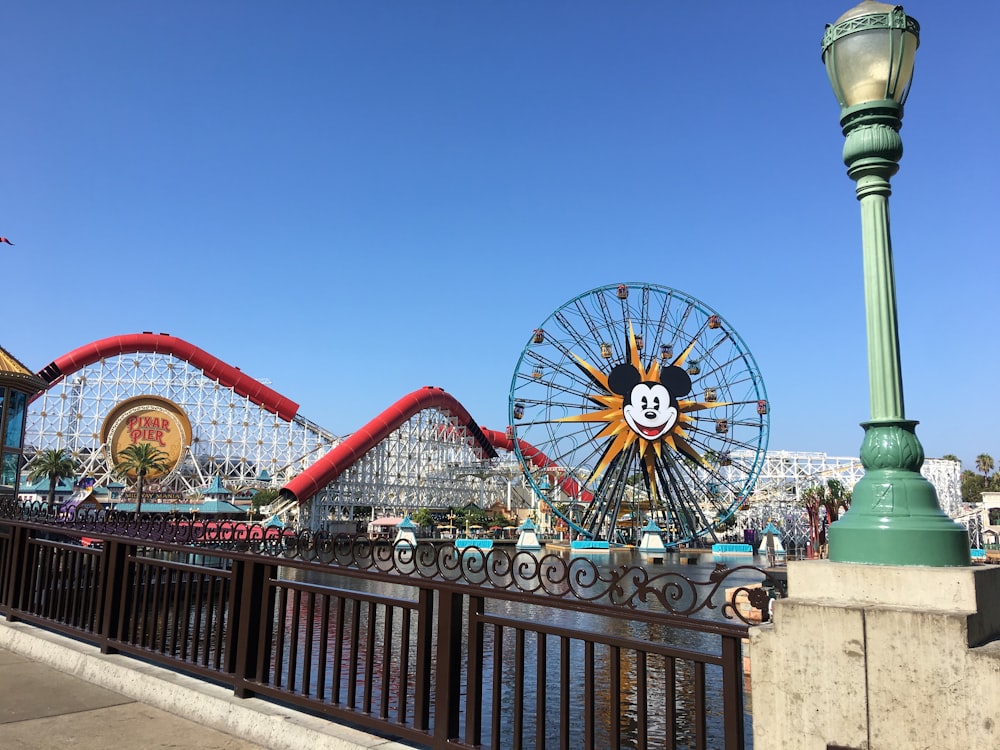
[609,363,692,442]
[623,382,677,440]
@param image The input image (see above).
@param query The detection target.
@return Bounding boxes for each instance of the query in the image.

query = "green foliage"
[450,505,490,531]
[411,507,435,529]
[488,512,513,528]
[250,488,280,519]
[465,507,490,527]
[27,448,77,513]
[960,470,999,504]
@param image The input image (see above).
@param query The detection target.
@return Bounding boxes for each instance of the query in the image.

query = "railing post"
[412,587,434,732]
[721,634,746,750]
[0,524,30,622]
[98,538,135,654]
[465,594,485,747]
[432,589,464,745]
[231,557,277,699]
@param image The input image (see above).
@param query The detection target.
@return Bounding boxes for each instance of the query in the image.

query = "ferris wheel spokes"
[510,283,769,547]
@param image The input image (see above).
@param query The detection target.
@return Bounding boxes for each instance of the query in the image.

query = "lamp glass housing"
[823,2,919,108]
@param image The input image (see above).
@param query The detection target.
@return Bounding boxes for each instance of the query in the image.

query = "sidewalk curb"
[0,618,419,750]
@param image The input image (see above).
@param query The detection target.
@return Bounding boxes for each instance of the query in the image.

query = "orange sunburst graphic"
[558,324,730,488]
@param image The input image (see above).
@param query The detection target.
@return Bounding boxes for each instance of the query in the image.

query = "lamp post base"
[828,419,971,566]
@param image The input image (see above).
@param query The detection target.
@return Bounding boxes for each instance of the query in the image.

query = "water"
[277,547,766,748]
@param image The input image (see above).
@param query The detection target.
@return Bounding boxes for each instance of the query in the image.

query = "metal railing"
[0,502,782,749]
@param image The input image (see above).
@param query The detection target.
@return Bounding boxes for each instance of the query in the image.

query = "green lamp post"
[822,1,969,565]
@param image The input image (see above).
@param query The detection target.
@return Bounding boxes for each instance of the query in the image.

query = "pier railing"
[0,501,782,750]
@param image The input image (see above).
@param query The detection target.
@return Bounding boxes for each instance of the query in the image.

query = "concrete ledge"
[0,618,419,750]
[787,559,1000,613]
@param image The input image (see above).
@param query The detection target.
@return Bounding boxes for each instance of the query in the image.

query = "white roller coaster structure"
[21,337,964,542]
[27,351,337,492]
[23,339,531,528]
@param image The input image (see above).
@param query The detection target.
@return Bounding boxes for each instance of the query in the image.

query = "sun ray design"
[558,322,730,483]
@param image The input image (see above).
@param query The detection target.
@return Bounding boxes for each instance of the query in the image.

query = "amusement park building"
[0,345,47,502]
[9,333,966,547]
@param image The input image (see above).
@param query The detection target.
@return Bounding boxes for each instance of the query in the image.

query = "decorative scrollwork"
[2,502,784,623]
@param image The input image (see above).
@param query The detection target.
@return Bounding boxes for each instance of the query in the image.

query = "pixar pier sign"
[126,414,173,447]
[101,396,193,480]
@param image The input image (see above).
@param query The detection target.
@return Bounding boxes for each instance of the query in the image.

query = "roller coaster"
[21,330,961,545]
[24,332,531,530]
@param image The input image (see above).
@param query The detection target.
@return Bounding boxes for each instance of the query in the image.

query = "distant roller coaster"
[728,449,961,549]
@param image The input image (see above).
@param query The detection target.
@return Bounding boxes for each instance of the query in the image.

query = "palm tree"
[821,479,852,524]
[800,485,823,556]
[27,448,77,513]
[114,442,170,516]
[976,454,994,488]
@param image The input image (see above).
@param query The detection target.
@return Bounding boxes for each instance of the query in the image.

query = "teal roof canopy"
[201,476,233,496]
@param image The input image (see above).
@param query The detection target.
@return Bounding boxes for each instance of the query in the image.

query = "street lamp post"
[822,1,969,565]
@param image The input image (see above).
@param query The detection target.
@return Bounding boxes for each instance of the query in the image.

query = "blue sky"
[2,2,998,470]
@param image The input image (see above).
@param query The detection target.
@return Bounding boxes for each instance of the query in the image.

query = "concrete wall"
[750,561,1000,750]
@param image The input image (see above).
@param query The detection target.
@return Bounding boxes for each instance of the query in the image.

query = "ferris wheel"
[508,282,769,547]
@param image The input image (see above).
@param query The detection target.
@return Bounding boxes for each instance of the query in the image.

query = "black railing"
[0,501,781,749]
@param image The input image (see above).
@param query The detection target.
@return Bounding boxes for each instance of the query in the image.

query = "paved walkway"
[0,619,418,750]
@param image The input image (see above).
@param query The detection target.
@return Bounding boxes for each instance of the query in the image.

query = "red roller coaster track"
[35,332,300,422]
[479,427,591,504]
[280,387,498,504]
[33,333,517,506]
